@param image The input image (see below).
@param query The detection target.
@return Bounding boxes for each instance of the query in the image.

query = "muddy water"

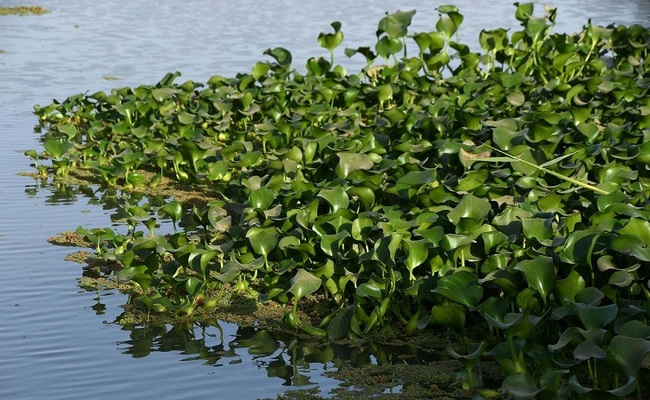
[1,1,649,399]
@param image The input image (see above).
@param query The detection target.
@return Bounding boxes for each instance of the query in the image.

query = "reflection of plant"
[31,3,650,397]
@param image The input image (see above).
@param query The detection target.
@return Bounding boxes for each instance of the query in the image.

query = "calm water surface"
[1,1,649,399]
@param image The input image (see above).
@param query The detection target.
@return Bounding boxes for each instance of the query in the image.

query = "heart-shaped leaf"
[434,270,483,307]
[502,373,542,400]
[514,255,556,302]
[246,226,278,256]
[287,268,322,300]
[335,152,374,179]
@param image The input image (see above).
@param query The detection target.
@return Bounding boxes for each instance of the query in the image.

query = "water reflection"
[23,178,176,224]
[111,317,436,390]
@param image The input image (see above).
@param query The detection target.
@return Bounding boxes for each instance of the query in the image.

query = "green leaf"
[555,270,585,304]
[184,276,203,296]
[434,270,483,307]
[377,10,416,39]
[251,61,270,80]
[574,340,606,361]
[446,342,485,361]
[159,202,183,228]
[609,270,634,287]
[326,306,354,340]
[607,335,650,377]
[568,375,637,397]
[318,21,344,52]
[514,2,534,22]
[447,194,491,225]
[264,47,292,67]
[377,84,393,103]
[403,239,429,271]
[507,91,525,107]
[395,170,436,197]
[357,281,382,299]
[618,320,650,339]
[318,186,349,213]
[43,140,73,159]
[246,226,278,256]
[347,187,375,211]
[435,6,463,39]
[375,36,402,59]
[478,297,526,331]
[287,268,322,300]
[335,152,374,179]
[570,302,618,330]
[513,255,556,302]
[502,373,541,400]
[619,218,650,246]
[249,187,274,210]
[151,87,176,102]
[559,230,603,266]
[319,230,351,257]
[430,303,466,330]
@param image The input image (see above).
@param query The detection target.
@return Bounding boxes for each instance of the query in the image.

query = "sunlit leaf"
[287,268,322,300]
[335,152,374,179]
[43,140,73,159]
[447,194,491,225]
[246,226,278,256]
[318,186,349,213]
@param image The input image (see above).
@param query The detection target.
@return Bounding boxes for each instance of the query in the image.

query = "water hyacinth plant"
[29,3,650,398]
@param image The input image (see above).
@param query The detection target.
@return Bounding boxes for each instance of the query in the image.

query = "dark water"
[1,1,649,399]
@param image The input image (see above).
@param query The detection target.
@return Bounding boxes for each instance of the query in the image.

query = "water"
[1,1,649,398]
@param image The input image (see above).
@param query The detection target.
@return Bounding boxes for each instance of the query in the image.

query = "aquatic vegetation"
[29,3,650,398]
[0,6,49,16]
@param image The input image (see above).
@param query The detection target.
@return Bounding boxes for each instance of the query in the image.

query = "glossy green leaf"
[287,268,322,300]
[434,270,483,307]
[377,10,415,39]
[249,187,274,210]
[335,152,374,179]
[318,186,349,213]
[403,239,429,271]
[356,281,382,299]
[375,36,402,59]
[43,140,73,159]
[264,47,292,66]
[555,270,586,304]
[318,21,344,52]
[513,255,556,301]
[447,194,491,225]
[245,226,278,256]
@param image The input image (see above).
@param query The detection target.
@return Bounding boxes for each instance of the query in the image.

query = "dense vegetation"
[28,4,650,398]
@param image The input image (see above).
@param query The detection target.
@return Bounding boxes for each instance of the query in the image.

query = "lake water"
[1,1,649,399]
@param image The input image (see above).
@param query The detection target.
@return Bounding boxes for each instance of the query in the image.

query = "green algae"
[0,6,49,16]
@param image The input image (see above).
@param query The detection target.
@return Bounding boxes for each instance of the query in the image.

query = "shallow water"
[1,1,649,399]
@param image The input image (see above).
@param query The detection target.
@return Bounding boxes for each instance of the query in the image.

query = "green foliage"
[30,4,650,398]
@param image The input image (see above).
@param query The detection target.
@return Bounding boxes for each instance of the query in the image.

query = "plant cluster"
[29,3,650,398]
